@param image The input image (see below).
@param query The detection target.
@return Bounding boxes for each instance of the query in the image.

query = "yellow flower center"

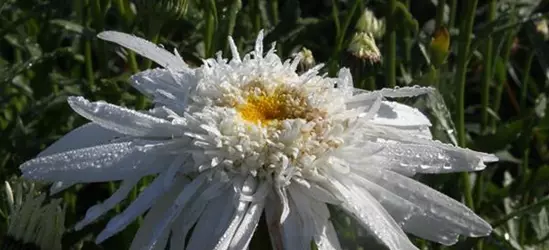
[237,85,318,124]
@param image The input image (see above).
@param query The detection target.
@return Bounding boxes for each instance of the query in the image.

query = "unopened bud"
[536,18,549,41]
[356,9,385,39]
[298,47,316,72]
[429,26,450,67]
[348,32,381,63]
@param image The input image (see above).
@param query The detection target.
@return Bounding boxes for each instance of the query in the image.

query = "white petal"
[75,177,140,230]
[151,173,217,247]
[317,219,341,250]
[372,101,431,127]
[228,36,241,63]
[169,191,209,249]
[96,170,184,244]
[375,86,434,98]
[68,96,184,138]
[129,176,189,250]
[329,175,418,250]
[292,179,341,204]
[49,181,75,195]
[131,69,193,113]
[97,31,189,70]
[38,123,123,157]
[337,68,354,98]
[265,192,310,250]
[228,199,265,250]
[41,123,123,193]
[289,184,342,250]
[214,177,259,250]
[186,188,238,250]
[20,141,170,182]
[275,187,290,223]
[254,30,264,58]
[369,139,496,174]
[354,167,492,238]
[350,173,460,245]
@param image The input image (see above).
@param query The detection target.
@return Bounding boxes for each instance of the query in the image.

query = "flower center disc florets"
[236,81,320,125]
[203,80,342,182]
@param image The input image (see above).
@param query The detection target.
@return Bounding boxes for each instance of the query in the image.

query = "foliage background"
[1,0,549,249]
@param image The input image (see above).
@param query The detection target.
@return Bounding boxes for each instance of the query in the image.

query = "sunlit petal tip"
[97,31,188,70]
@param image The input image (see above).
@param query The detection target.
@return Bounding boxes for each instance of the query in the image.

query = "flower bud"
[298,47,316,72]
[348,32,381,63]
[355,9,385,39]
[429,26,450,67]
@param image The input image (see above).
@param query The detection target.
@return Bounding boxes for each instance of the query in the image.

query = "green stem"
[366,75,376,90]
[331,0,341,38]
[270,0,279,24]
[401,0,412,71]
[252,0,261,33]
[329,0,361,75]
[91,0,108,75]
[453,0,478,210]
[84,40,95,86]
[83,0,94,86]
[204,1,217,57]
[520,51,534,112]
[384,0,397,87]
[480,0,496,133]
[435,0,446,29]
[491,29,516,130]
[448,0,457,29]
[493,196,549,227]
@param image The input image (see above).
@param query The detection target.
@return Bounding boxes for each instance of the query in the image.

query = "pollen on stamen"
[237,85,314,124]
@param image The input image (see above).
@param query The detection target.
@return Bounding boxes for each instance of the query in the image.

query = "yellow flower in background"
[429,26,450,67]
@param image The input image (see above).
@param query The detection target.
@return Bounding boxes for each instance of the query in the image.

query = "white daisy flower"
[19,30,497,250]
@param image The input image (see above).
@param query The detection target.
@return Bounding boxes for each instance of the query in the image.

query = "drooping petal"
[20,141,172,182]
[228,198,265,250]
[68,96,184,138]
[372,101,431,127]
[39,123,124,194]
[265,192,310,250]
[38,123,123,157]
[129,176,189,250]
[213,177,259,250]
[350,172,460,245]
[169,191,209,249]
[375,86,434,98]
[75,177,140,230]
[130,69,194,113]
[186,188,239,250]
[154,173,227,248]
[97,31,189,70]
[353,166,492,238]
[367,139,496,174]
[328,174,418,250]
[289,184,342,250]
[95,170,180,244]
